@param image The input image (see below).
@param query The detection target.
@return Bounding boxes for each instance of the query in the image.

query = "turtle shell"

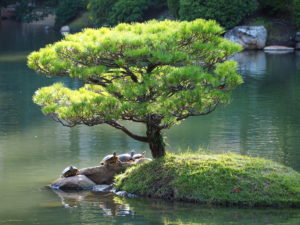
[101,152,119,165]
[118,151,134,162]
[61,166,79,178]
[133,151,146,160]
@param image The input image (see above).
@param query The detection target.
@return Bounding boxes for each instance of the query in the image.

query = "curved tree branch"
[176,103,219,121]
[106,120,149,143]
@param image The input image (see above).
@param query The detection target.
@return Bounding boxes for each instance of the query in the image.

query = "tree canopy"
[28,19,243,158]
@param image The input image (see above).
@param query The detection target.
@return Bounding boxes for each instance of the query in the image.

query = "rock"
[134,158,152,164]
[51,175,96,191]
[92,184,114,192]
[295,32,300,42]
[264,45,294,54]
[44,26,53,32]
[295,36,300,42]
[1,5,16,19]
[60,26,70,34]
[78,162,132,185]
[115,191,138,198]
[225,26,267,49]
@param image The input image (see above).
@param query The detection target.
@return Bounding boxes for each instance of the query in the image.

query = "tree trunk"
[146,124,165,158]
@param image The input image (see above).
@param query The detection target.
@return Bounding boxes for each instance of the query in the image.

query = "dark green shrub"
[258,0,291,15]
[179,0,257,29]
[14,0,59,22]
[147,0,167,10]
[109,0,167,25]
[89,0,118,26]
[293,0,300,28]
[89,0,166,27]
[55,0,86,27]
[167,0,180,17]
[108,0,149,25]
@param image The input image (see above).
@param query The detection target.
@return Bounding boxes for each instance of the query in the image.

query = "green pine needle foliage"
[28,19,242,132]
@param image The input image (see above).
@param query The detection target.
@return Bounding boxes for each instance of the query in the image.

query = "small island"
[27,19,300,208]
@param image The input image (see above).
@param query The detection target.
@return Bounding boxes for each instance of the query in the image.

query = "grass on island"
[115,153,300,207]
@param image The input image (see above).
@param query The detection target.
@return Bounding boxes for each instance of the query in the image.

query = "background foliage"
[55,0,86,27]
[88,0,117,26]
[258,0,292,15]
[178,0,257,29]
[167,0,179,17]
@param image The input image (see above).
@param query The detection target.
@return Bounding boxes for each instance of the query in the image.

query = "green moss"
[115,153,300,207]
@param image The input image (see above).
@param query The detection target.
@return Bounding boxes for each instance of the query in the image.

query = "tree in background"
[28,19,242,158]
[54,0,86,27]
[14,0,58,22]
[178,0,257,29]
[89,0,166,27]
[88,0,117,26]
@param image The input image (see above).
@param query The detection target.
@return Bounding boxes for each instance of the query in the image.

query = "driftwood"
[78,161,132,184]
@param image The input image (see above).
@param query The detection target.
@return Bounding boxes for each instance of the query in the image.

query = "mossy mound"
[115,153,300,207]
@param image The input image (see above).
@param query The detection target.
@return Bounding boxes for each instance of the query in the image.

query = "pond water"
[1,21,300,225]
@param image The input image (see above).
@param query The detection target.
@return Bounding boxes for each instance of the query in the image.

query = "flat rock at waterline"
[78,162,131,185]
[51,175,96,191]
[264,46,294,54]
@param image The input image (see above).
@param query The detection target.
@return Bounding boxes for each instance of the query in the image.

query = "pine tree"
[28,19,243,158]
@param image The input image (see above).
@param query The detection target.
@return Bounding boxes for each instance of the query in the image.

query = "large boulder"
[225,26,267,49]
[51,175,96,191]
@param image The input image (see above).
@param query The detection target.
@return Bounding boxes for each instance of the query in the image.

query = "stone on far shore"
[225,26,267,49]
[264,46,294,54]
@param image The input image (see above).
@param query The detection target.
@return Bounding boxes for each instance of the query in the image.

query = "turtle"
[61,166,79,178]
[118,151,135,163]
[133,151,146,160]
[100,152,119,165]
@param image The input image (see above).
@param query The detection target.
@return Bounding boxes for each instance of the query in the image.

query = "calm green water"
[1,21,300,225]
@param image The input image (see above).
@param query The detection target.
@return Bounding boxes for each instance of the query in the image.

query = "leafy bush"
[55,0,86,27]
[294,0,300,28]
[89,0,166,26]
[14,0,58,22]
[167,0,180,17]
[108,0,148,25]
[258,0,292,14]
[147,0,167,10]
[179,0,257,29]
[88,0,117,26]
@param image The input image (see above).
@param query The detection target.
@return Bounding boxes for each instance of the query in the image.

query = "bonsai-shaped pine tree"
[28,19,243,158]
